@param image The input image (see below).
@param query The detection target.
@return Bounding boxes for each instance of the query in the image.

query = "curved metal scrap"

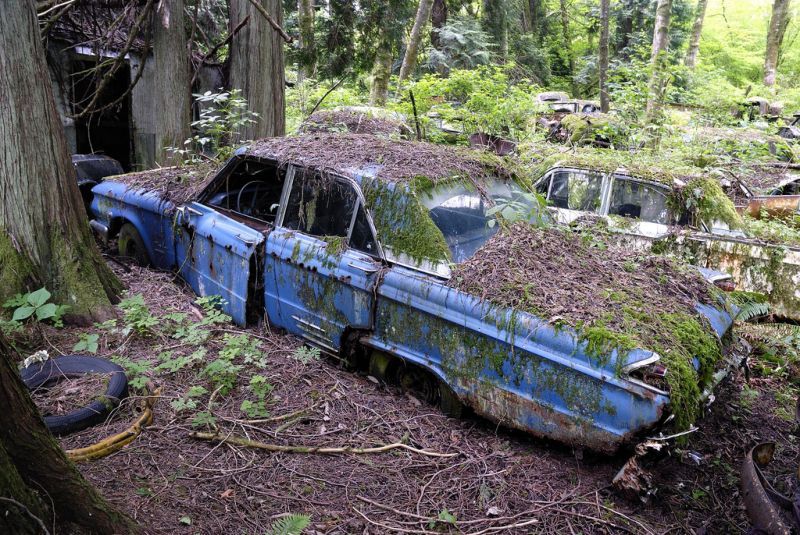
[742,442,793,535]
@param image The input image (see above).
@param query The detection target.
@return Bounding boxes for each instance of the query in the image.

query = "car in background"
[72,153,124,214]
[533,160,800,320]
[779,112,800,140]
[89,134,736,453]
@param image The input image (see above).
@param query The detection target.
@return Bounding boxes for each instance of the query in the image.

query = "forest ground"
[22,261,799,534]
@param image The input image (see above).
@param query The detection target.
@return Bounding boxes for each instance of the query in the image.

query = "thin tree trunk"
[483,0,509,62]
[229,0,285,138]
[684,0,708,68]
[297,0,316,82]
[153,0,192,164]
[0,336,139,533]
[0,0,121,319]
[370,44,393,106]
[599,0,610,113]
[559,0,576,94]
[398,0,435,87]
[645,0,672,123]
[764,0,791,86]
[430,0,447,50]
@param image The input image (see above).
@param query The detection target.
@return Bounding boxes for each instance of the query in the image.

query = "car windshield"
[421,180,542,263]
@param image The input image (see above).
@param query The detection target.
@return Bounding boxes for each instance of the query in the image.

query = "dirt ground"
[15,261,799,534]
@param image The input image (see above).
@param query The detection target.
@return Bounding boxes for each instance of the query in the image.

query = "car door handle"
[185,205,203,216]
[347,262,380,274]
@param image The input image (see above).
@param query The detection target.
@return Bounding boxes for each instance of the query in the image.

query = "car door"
[264,167,383,352]
[174,202,265,326]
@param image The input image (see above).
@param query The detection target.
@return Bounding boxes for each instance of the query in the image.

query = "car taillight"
[714,279,736,292]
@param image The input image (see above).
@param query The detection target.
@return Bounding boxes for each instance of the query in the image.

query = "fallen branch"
[190,431,459,458]
[66,385,162,462]
[191,15,249,85]
[245,0,292,43]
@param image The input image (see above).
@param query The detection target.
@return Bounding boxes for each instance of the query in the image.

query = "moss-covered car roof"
[245,133,518,188]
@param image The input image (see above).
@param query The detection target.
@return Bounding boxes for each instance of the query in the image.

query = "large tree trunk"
[0,337,139,533]
[297,0,316,82]
[153,0,192,165]
[229,0,286,138]
[0,0,121,319]
[483,0,509,62]
[764,0,791,86]
[370,43,393,106]
[684,0,708,68]
[398,0,435,86]
[430,0,447,50]
[599,0,610,113]
[559,0,576,94]
[645,0,672,123]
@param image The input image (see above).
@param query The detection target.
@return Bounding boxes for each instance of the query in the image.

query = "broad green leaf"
[35,303,58,321]
[12,306,36,321]
[27,288,51,308]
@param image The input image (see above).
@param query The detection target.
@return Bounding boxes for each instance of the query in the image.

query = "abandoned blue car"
[90,134,738,452]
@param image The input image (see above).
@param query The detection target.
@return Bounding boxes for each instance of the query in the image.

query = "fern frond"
[268,514,311,535]
[736,301,771,322]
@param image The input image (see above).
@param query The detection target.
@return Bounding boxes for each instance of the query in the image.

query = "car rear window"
[608,177,671,225]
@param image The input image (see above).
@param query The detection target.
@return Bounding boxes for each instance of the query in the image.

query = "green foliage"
[111,355,152,391]
[291,345,321,365]
[170,89,258,163]
[266,514,311,535]
[119,294,159,336]
[73,333,99,354]
[426,16,493,72]
[486,191,549,228]
[3,287,69,327]
[393,65,544,142]
[679,177,743,229]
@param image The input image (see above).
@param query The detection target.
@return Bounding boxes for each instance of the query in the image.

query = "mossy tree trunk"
[558,0,576,94]
[229,0,286,138]
[483,0,509,62]
[153,0,192,165]
[297,0,316,82]
[645,0,672,125]
[599,0,610,113]
[684,0,708,68]
[0,0,121,320]
[430,0,447,50]
[369,43,393,106]
[764,0,791,87]
[398,0,435,87]
[0,335,138,533]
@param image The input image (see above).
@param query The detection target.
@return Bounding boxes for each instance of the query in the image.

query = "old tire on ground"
[118,222,150,266]
[20,355,128,436]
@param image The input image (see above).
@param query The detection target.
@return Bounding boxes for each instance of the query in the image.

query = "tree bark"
[153,0,192,165]
[370,44,393,106]
[559,0,576,94]
[0,338,138,534]
[398,0,435,87]
[684,0,708,68]
[0,0,121,319]
[483,0,509,62]
[599,0,610,112]
[229,0,286,138]
[297,0,316,82]
[764,0,791,87]
[645,0,672,123]
[430,0,447,50]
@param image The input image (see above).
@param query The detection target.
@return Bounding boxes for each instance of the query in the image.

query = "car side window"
[608,177,671,225]
[281,171,380,257]
[547,170,604,212]
[283,171,356,237]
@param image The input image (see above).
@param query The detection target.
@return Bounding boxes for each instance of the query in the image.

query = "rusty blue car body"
[90,141,736,453]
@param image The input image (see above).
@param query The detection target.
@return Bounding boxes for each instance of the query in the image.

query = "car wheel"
[118,223,150,266]
[20,355,128,436]
[439,382,464,419]
[392,361,439,405]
